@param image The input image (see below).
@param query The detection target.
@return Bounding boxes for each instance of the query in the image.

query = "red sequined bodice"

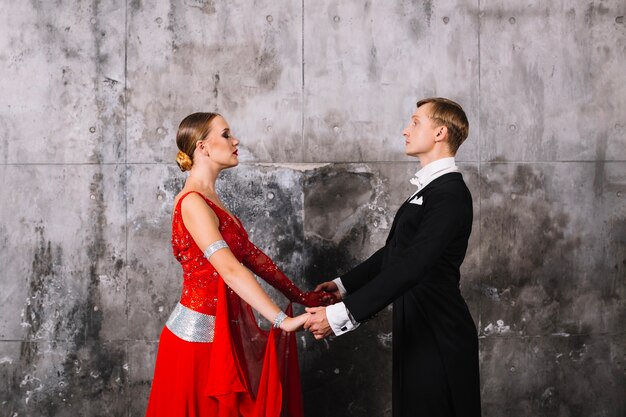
[171,191,316,315]
[171,192,249,314]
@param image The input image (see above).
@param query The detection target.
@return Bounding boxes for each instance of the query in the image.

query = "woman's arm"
[181,193,306,331]
[241,240,335,307]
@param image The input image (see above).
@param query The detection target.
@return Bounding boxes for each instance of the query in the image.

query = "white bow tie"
[410,165,460,192]
[409,175,424,188]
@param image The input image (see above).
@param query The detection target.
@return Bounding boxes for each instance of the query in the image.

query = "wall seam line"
[123,3,130,414]
[477,0,483,339]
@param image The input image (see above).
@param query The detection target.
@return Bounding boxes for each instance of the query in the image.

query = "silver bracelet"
[203,240,228,260]
[273,311,288,329]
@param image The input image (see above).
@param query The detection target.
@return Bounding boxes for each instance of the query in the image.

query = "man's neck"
[418,153,455,169]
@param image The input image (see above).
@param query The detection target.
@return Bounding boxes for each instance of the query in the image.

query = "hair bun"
[176,150,193,172]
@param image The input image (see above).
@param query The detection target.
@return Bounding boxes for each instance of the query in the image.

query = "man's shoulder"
[424,172,469,194]
[421,174,472,211]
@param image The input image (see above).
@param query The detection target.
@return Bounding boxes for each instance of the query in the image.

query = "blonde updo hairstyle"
[175,112,220,172]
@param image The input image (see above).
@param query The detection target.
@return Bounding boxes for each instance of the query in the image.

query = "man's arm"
[344,189,468,322]
[306,241,386,338]
[312,247,386,302]
[340,246,386,293]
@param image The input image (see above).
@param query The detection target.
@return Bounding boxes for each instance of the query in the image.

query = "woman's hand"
[279,312,310,332]
[314,281,343,301]
[300,290,339,307]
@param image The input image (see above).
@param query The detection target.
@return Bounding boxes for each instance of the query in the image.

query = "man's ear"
[434,125,448,142]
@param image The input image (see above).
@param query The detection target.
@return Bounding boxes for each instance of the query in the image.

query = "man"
[305,97,481,417]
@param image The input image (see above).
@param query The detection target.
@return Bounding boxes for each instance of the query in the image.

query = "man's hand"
[314,281,342,301]
[304,307,334,340]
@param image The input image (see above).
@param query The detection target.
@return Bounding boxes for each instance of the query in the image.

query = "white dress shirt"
[326,157,460,336]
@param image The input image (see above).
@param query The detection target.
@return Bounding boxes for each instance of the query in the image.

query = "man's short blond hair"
[416,97,469,154]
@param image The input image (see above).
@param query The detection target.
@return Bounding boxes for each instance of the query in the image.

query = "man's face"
[402,103,439,158]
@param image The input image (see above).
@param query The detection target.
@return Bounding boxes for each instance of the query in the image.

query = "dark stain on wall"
[4,170,128,415]
[368,44,379,81]
[217,167,305,283]
[91,0,109,68]
[162,174,186,198]
[397,0,424,38]
[301,166,393,417]
[130,0,142,12]
[254,16,283,92]
[593,132,608,197]
[213,72,220,99]
[167,0,180,48]
[481,332,626,416]
[303,167,376,279]
[481,165,583,336]
[21,227,62,353]
[84,172,107,340]
[183,0,216,15]
[585,2,611,26]
[423,0,433,26]
[255,47,281,90]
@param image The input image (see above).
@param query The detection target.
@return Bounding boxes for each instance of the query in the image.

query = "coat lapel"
[386,188,427,244]
[385,173,461,245]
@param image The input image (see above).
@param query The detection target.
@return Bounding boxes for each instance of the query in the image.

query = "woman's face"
[199,116,240,168]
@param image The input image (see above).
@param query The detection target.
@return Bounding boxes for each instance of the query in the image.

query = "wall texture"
[0,1,624,416]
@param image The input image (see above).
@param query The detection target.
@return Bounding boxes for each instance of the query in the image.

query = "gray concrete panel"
[480,334,626,416]
[0,340,128,417]
[303,0,480,163]
[128,340,158,417]
[0,165,127,342]
[126,0,304,164]
[480,0,626,161]
[0,1,126,164]
[126,163,187,341]
[480,162,626,337]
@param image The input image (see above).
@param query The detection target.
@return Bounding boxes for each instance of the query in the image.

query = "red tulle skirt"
[145,279,303,417]
[146,326,218,416]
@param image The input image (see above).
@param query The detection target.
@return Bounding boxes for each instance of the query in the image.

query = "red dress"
[146,191,307,417]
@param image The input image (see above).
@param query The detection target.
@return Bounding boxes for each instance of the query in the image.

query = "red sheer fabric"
[146,191,305,417]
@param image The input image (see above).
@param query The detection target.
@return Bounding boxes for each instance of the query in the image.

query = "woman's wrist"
[278,317,290,331]
[273,311,287,329]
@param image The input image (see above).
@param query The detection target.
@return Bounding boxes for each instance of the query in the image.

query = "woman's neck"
[186,164,220,196]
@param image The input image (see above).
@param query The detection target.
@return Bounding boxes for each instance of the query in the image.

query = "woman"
[146,112,334,417]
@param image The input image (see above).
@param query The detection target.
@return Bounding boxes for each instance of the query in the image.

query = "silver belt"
[165,302,215,343]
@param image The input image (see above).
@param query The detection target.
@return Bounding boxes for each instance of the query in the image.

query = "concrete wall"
[0,1,624,416]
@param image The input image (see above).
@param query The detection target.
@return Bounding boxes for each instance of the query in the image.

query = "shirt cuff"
[326,302,360,336]
[332,277,348,297]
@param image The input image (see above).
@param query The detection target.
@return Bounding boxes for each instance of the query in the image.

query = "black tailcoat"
[342,172,481,417]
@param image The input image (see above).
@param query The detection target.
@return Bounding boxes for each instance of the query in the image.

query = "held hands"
[302,280,341,339]
[303,307,333,340]
[276,280,340,332]
[279,312,310,332]
[284,280,338,338]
